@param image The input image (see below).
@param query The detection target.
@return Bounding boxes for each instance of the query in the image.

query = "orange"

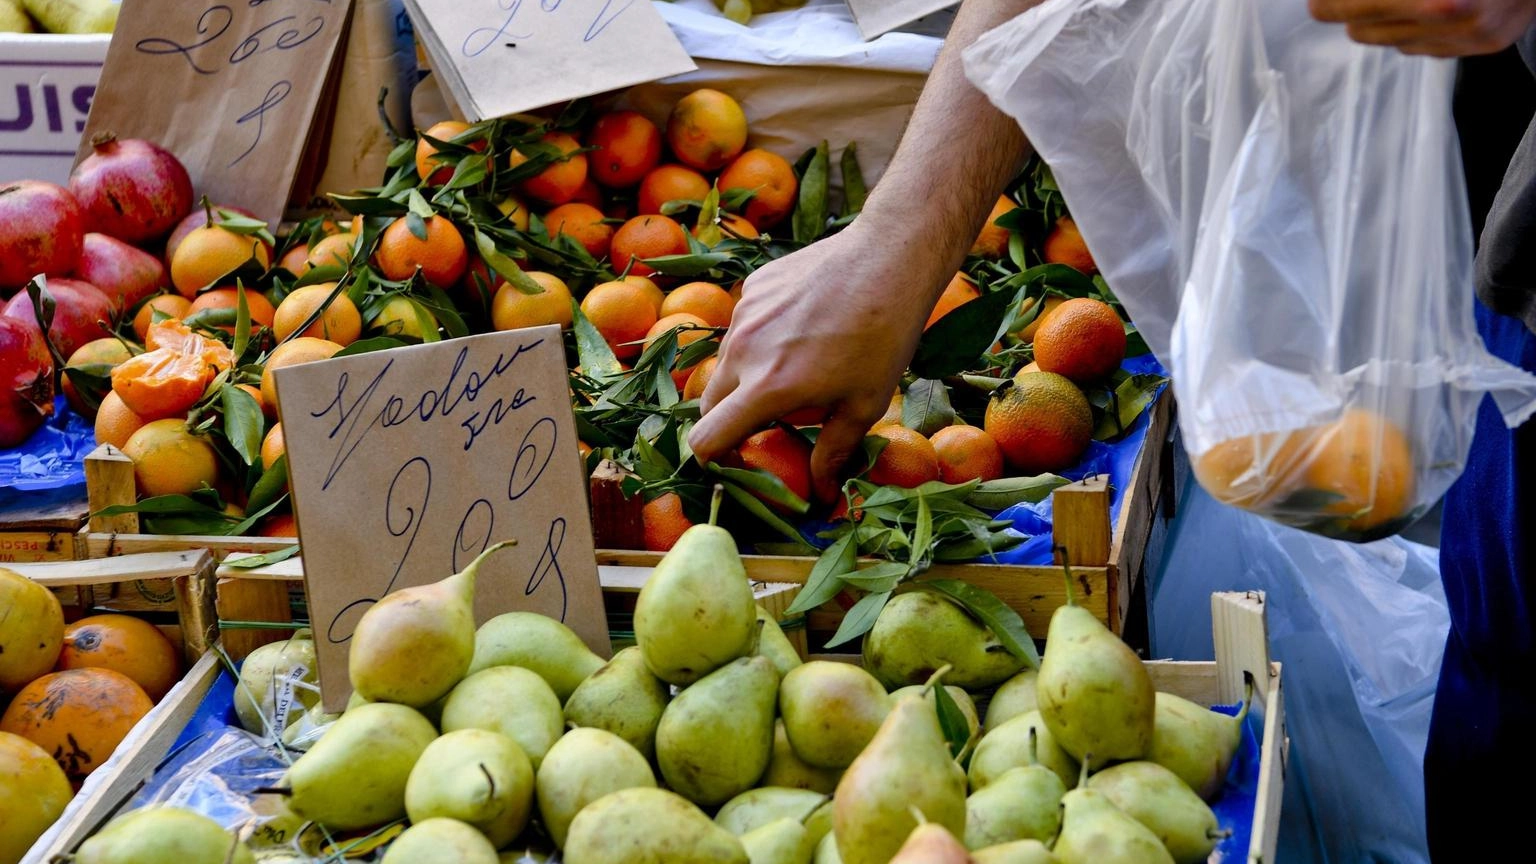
[170,225,272,299]
[375,215,469,288]
[260,513,298,538]
[572,178,606,209]
[718,148,798,229]
[683,354,717,401]
[698,212,759,242]
[984,372,1093,474]
[867,425,941,488]
[510,131,588,206]
[143,320,235,371]
[277,242,309,275]
[620,274,665,315]
[1298,409,1417,533]
[588,110,663,188]
[261,337,343,409]
[0,668,154,783]
[122,418,219,497]
[930,425,1005,484]
[131,294,191,342]
[925,273,980,330]
[305,232,356,272]
[736,427,814,507]
[273,282,362,345]
[874,392,904,429]
[611,214,689,278]
[1043,217,1098,275]
[1013,295,1065,344]
[0,731,73,862]
[186,287,277,335]
[1032,297,1126,384]
[56,614,181,702]
[491,271,574,332]
[261,422,285,471]
[94,390,146,449]
[62,338,134,417]
[660,281,735,329]
[970,196,1016,259]
[110,349,212,421]
[415,120,481,186]
[580,280,659,359]
[637,164,711,215]
[234,382,268,420]
[497,195,532,231]
[642,492,693,552]
[666,88,748,172]
[545,202,614,259]
[1192,431,1307,510]
[645,312,713,389]
[370,295,436,341]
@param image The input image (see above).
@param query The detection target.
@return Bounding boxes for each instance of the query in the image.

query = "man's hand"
[1311,0,1536,56]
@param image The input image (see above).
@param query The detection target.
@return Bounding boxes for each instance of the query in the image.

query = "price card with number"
[845,0,958,39]
[272,327,610,710]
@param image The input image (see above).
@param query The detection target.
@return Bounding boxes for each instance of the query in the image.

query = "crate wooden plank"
[1110,390,1175,630]
[83,444,138,535]
[0,530,76,563]
[79,532,298,561]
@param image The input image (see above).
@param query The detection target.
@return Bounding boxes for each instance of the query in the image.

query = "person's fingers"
[697,339,741,418]
[688,382,796,467]
[810,409,878,504]
[1310,0,1470,24]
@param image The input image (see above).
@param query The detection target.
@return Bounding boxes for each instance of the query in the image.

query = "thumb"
[810,410,876,504]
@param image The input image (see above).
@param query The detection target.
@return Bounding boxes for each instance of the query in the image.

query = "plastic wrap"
[0,397,94,492]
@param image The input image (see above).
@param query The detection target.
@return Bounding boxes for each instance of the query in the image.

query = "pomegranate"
[2,278,115,358]
[75,233,169,313]
[164,204,263,265]
[0,181,85,292]
[0,317,55,447]
[68,136,194,245]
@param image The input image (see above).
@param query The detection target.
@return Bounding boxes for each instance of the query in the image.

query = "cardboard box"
[0,34,110,185]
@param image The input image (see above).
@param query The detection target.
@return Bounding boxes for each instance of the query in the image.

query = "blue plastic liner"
[1209,701,1264,859]
[0,396,95,492]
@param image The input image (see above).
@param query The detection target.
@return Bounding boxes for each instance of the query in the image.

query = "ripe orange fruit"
[1299,409,1417,533]
[94,390,146,449]
[930,425,1005,484]
[970,196,1016,259]
[234,382,268,420]
[260,513,298,538]
[0,668,154,782]
[122,418,219,497]
[511,131,588,206]
[588,110,663,188]
[375,215,469,288]
[62,338,134,417]
[637,164,711,215]
[170,226,271,299]
[718,148,798,229]
[867,425,941,488]
[642,492,694,552]
[572,178,606,209]
[370,295,436,340]
[306,232,356,272]
[545,202,615,259]
[925,273,980,330]
[646,312,713,389]
[1192,430,1307,510]
[131,294,191,341]
[683,354,717,401]
[667,89,748,172]
[620,274,665,315]
[1013,295,1065,344]
[1032,297,1126,384]
[186,287,277,335]
[56,614,181,702]
[110,349,213,421]
[581,280,659,359]
[143,320,234,370]
[416,120,482,186]
[497,195,532,231]
[611,215,689,278]
[873,392,905,429]
[491,271,574,332]
[660,281,735,329]
[738,427,813,506]
[1043,217,1098,275]
[984,372,1093,474]
[0,731,72,862]
[261,422,285,471]
[277,242,309,275]
[273,282,362,345]
[261,337,343,408]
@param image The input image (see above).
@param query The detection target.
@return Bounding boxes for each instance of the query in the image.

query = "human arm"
[688,0,1037,500]
[1310,0,1536,55]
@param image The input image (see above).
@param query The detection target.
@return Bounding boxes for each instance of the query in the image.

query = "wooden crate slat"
[7,549,213,586]
[83,444,138,535]
[80,532,298,561]
[0,531,77,563]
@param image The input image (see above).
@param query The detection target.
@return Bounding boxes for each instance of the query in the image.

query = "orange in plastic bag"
[110,349,216,422]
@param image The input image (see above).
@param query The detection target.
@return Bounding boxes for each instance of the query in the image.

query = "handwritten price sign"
[845,0,957,39]
[404,0,695,121]
[79,0,355,227]
[273,327,609,710]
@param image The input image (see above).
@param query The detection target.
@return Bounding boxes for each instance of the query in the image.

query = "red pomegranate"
[75,233,169,313]
[2,278,115,358]
[0,181,85,292]
[0,316,55,447]
[164,204,263,265]
[69,135,194,245]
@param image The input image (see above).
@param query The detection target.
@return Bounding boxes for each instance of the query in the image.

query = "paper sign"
[78,0,355,227]
[846,0,958,40]
[402,0,696,121]
[272,327,610,711]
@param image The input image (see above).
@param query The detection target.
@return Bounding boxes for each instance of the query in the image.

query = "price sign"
[78,0,355,227]
[845,0,958,39]
[273,327,610,710]
[403,0,696,121]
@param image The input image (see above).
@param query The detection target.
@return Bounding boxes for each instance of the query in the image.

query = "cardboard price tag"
[272,327,610,711]
[845,0,958,39]
[403,0,696,121]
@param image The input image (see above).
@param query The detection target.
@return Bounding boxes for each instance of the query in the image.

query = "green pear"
[74,806,255,864]
[441,666,563,769]
[284,701,437,831]
[563,646,671,760]
[763,720,844,793]
[967,711,1078,791]
[889,822,971,863]
[280,700,339,751]
[1035,574,1153,769]
[405,728,535,848]
[833,674,967,864]
[983,670,1038,732]
[893,684,980,762]
[656,654,778,806]
[757,606,804,678]
[780,661,891,768]
[563,787,748,864]
[469,611,606,702]
[716,787,832,843]
[1052,785,1173,864]
[741,816,817,864]
[971,839,1060,864]
[235,631,318,737]
[964,765,1065,850]
[1087,761,1224,864]
[1147,676,1252,801]
[633,492,757,685]
[862,590,1025,690]
[535,727,656,848]
[814,832,842,864]
[350,541,513,707]
[380,817,499,864]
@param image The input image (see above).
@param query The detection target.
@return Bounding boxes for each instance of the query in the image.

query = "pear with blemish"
[892,684,980,762]
[563,646,671,760]
[717,787,833,844]
[757,605,805,678]
[971,840,1060,864]
[468,612,605,703]
[1087,761,1226,864]
[965,729,1066,849]
[284,702,438,831]
[762,720,844,794]
[1052,764,1173,864]
[967,710,1078,792]
[656,652,779,806]
[1148,674,1253,801]
[780,661,891,769]
[563,788,748,864]
[889,822,973,864]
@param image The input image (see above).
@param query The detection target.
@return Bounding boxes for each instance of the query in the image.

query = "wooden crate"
[0,485,87,563]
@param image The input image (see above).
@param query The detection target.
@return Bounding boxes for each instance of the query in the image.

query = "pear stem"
[462,539,518,581]
[1055,544,1077,607]
[252,786,293,796]
[709,484,724,525]
[1077,756,1090,789]
[907,805,930,826]
[1028,726,1039,768]
[921,664,954,695]
[1236,670,1257,724]
[480,763,496,798]
[749,617,766,657]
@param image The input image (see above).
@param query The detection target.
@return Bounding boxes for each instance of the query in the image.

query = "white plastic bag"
[964,0,1536,542]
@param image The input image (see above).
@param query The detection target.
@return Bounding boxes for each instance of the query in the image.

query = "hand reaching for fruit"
[1309,0,1536,56]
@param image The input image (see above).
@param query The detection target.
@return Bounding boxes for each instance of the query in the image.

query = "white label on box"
[0,36,108,185]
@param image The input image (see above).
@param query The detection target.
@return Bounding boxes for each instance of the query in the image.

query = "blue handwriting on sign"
[461,0,636,57]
